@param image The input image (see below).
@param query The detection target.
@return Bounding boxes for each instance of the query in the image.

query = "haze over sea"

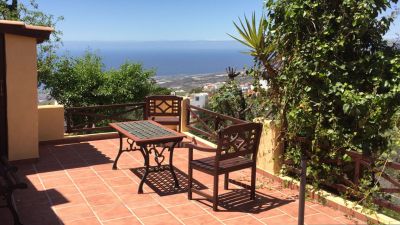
[59,41,253,77]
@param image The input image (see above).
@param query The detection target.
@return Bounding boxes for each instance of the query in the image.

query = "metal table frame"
[110,120,185,194]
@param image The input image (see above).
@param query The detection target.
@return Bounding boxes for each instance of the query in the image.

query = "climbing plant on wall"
[233,0,400,210]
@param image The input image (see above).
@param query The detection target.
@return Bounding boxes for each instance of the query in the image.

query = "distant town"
[157,72,266,108]
[39,72,260,108]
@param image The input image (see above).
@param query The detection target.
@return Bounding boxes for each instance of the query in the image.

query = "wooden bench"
[0,157,27,225]
[145,95,183,132]
[186,122,263,211]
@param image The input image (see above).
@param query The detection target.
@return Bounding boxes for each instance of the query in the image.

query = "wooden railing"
[65,103,145,133]
[186,104,248,143]
[285,150,400,212]
[344,151,400,213]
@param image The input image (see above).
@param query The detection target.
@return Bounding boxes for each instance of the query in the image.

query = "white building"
[251,80,269,90]
[203,82,225,93]
[240,83,252,94]
[190,93,209,108]
[260,80,268,89]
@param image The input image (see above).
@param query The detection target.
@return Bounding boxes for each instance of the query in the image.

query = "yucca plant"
[226,66,240,81]
[229,13,278,78]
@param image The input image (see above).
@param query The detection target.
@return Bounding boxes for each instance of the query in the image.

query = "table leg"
[169,142,179,188]
[112,132,123,170]
[138,145,150,194]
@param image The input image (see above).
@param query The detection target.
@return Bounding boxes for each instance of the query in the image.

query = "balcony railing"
[65,102,145,134]
[185,104,248,143]
[285,150,400,213]
[345,151,400,213]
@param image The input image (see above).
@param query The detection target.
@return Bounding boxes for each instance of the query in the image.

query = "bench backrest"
[216,122,263,161]
[145,95,183,118]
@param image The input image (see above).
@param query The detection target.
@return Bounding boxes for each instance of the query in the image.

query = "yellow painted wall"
[254,118,283,175]
[5,34,39,161]
[38,105,65,141]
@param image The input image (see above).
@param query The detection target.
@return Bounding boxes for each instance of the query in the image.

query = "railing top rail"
[66,102,145,110]
[188,104,248,124]
[346,151,400,169]
[65,102,146,134]
[387,161,400,170]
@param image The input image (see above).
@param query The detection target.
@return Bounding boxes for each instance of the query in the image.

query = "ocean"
[59,41,254,76]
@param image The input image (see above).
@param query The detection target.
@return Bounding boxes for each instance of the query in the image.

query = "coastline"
[156,72,252,92]
[38,72,253,103]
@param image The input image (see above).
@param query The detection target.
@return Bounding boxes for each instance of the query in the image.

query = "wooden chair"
[144,95,183,132]
[186,122,263,211]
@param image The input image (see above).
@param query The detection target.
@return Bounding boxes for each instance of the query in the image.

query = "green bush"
[45,52,170,107]
[233,0,400,209]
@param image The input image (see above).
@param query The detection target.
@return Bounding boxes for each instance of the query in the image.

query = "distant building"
[260,80,268,89]
[202,83,215,92]
[203,82,225,93]
[240,83,252,94]
[190,93,209,108]
[251,80,268,90]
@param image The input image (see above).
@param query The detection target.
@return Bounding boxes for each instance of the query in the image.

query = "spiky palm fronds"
[229,13,278,78]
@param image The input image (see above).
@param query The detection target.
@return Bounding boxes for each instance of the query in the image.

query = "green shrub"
[233,0,400,210]
[45,51,170,107]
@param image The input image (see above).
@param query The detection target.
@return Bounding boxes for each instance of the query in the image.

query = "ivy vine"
[233,0,400,215]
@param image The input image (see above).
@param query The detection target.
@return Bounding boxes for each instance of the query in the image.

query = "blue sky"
[30,0,399,41]
[33,0,264,41]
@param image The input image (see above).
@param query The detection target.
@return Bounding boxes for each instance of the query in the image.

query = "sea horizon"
[58,40,254,77]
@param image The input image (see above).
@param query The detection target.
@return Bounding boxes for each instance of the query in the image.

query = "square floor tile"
[93,203,132,221]
[131,204,167,218]
[141,213,182,225]
[169,203,206,219]
[102,216,142,225]
[55,204,94,222]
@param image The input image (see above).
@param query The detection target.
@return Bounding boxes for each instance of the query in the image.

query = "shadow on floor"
[193,180,295,213]
[218,189,294,213]
[131,166,207,196]
[2,173,67,225]
[2,142,115,225]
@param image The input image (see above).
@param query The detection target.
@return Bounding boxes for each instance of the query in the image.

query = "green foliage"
[272,0,400,203]
[189,87,204,94]
[209,80,248,120]
[234,0,400,210]
[229,13,269,61]
[45,52,170,107]
[230,13,282,120]
[0,0,63,85]
[265,0,400,152]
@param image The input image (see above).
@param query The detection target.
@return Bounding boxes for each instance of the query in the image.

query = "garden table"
[110,120,185,193]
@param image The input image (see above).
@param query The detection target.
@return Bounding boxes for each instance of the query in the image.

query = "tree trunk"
[11,0,18,11]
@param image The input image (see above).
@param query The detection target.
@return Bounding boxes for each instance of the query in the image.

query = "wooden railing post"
[214,116,221,132]
[65,109,72,133]
[180,98,190,132]
[354,158,361,186]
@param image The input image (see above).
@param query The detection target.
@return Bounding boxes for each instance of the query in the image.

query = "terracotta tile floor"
[0,139,368,225]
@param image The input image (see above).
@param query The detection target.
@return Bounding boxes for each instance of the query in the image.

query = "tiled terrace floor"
[1,139,367,225]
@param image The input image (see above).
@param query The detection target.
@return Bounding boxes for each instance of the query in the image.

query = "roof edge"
[0,20,54,44]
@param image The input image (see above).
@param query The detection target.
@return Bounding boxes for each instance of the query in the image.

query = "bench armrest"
[185,143,216,153]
